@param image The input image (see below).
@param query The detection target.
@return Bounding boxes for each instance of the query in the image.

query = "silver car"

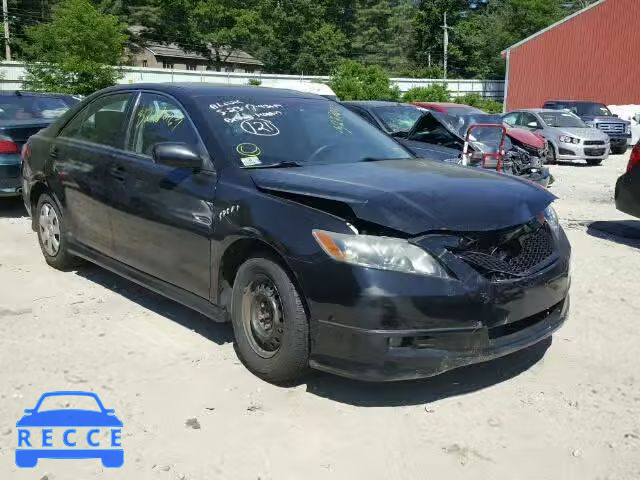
[503,109,610,165]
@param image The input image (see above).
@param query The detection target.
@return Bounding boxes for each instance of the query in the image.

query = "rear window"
[0,95,75,121]
[372,105,423,133]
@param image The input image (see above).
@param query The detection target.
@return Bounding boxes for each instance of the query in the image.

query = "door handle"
[109,165,126,182]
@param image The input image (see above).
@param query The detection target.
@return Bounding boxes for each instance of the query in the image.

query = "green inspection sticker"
[236,143,262,157]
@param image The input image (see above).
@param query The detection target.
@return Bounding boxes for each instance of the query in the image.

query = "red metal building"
[502,0,640,111]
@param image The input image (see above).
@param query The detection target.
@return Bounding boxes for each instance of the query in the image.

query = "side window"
[522,113,539,128]
[503,113,518,127]
[60,93,133,149]
[128,93,200,157]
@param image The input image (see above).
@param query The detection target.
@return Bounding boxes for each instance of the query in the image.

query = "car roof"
[340,100,408,108]
[412,102,461,107]
[103,83,325,100]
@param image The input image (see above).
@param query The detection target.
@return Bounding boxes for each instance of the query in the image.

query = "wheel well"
[218,238,307,312]
[29,182,50,229]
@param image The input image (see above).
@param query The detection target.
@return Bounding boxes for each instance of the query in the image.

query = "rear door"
[52,92,136,256]
[108,92,216,298]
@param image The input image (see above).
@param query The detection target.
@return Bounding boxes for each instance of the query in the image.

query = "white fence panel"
[0,62,504,99]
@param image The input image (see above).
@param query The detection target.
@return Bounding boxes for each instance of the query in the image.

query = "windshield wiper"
[241,161,304,169]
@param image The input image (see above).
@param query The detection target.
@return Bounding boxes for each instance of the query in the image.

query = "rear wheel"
[36,193,80,270]
[231,256,309,383]
[586,159,602,166]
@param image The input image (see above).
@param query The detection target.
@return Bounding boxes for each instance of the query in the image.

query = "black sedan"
[615,142,640,218]
[22,84,571,382]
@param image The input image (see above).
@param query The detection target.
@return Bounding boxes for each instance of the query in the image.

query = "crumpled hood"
[506,127,546,149]
[251,159,556,235]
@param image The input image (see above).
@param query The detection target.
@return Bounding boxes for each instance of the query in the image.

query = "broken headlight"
[312,230,450,278]
[544,205,560,233]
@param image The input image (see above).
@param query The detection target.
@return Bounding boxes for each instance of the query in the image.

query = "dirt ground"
[0,153,639,480]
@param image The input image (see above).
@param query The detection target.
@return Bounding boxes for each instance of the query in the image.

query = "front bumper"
[292,228,572,381]
[310,297,568,381]
[556,143,610,161]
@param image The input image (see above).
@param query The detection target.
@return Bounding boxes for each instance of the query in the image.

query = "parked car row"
[18,84,572,383]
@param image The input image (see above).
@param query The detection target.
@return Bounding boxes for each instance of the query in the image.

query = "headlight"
[559,135,579,144]
[543,205,560,233]
[312,230,450,278]
[626,124,631,134]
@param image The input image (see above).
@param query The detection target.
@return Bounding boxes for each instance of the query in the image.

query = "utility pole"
[2,0,10,61]
[441,11,450,80]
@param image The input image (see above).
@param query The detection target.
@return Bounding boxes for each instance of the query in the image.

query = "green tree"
[21,0,126,94]
[294,24,347,75]
[352,0,417,73]
[329,60,399,100]
[402,84,450,103]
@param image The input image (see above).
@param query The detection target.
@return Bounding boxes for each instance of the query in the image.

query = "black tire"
[611,145,627,155]
[586,159,602,166]
[547,145,557,164]
[231,256,309,383]
[35,193,81,270]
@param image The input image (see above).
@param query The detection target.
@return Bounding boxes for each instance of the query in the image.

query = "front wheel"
[35,193,80,270]
[611,145,627,155]
[231,256,310,383]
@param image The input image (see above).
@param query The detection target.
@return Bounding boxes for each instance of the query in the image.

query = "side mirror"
[104,409,115,414]
[24,409,34,414]
[612,114,619,118]
[152,142,202,170]
[527,121,539,129]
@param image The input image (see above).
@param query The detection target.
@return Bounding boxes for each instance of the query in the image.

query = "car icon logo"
[15,391,123,468]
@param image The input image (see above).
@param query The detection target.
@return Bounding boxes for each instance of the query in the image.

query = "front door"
[52,92,135,256]
[109,92,216,299]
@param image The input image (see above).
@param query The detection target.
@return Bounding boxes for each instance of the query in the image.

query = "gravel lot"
[0,153,639,480]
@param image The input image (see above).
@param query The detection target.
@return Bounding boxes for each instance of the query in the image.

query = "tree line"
[4,0,595,95]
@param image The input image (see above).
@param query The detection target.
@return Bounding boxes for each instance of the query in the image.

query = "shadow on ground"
[74,263,234,345]
[0,197,27,218]
[587,220,640,249]
[72,261,550,407]
[305,338,551,407]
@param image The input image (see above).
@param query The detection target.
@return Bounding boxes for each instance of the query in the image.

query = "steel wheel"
[39,202,61,256]
[241,275,285,358]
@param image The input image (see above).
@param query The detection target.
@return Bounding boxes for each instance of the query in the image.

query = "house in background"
[129,42,264,73]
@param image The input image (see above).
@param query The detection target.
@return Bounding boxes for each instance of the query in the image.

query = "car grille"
[584,148,606,157]
[0,164,20,178]
[584,140,605,146]
[597,123,624,134]
[452,222,554,281]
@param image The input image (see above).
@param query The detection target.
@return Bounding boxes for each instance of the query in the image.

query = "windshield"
[0,95,75,121]
[551,102,612,117]
[200,97,411,167]
[454,114,503,137]
[372,105,423,133]
[540,112,587,128]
